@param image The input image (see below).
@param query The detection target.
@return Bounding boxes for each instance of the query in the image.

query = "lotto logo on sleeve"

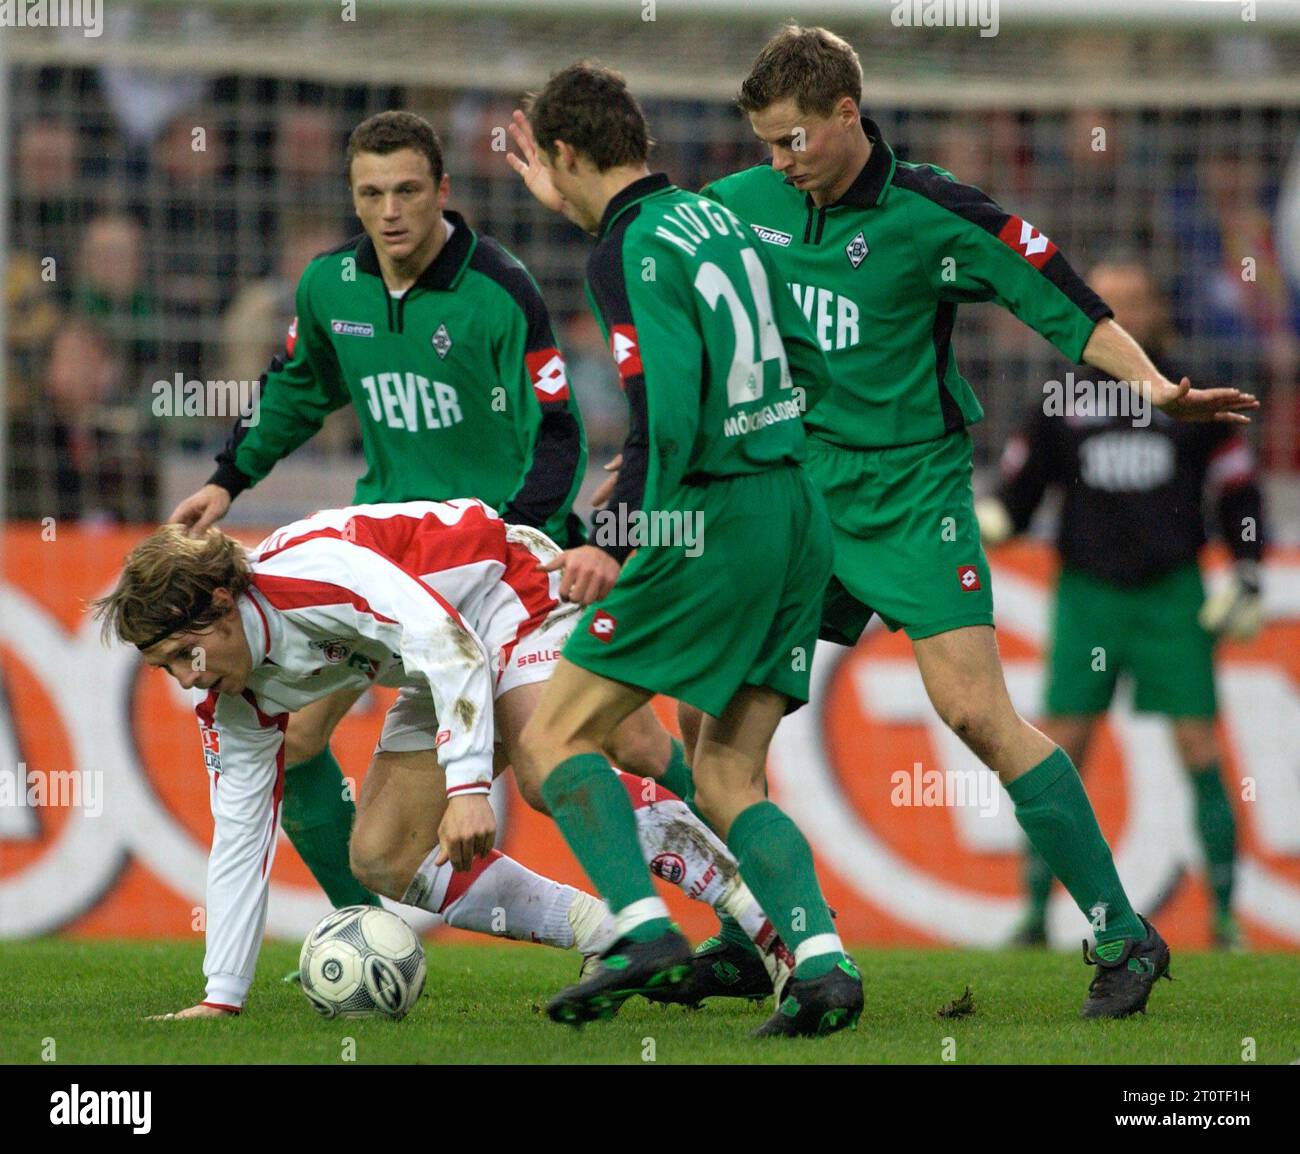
[525,348,570,403]
[958,565,981,591]
[589,611,618,642]
[609,325,643,385]
[996,215,1058,270]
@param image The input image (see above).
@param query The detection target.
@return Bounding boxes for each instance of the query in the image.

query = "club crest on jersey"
[431,322,452,359]
[589,610,617,642]
[750,223,793,247]
[285,315,298,356]
[309,638,351,663]
[958,565,981,591]
[331,319,374,338]
[846,231,869,268]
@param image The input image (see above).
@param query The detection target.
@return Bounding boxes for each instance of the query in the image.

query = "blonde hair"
[738,25,863,118]
[90,523,251,649]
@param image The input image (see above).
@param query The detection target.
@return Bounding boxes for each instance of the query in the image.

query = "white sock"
[400,848,576,949]
[567,890,618,956]
[613,770,795,987]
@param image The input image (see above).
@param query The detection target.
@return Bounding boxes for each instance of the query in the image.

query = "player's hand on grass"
[543,544,620,606]
[506,110,564,214]
[167,484,232,536]
[435,794,497,872]
[1150,376,1259,424]
[591,454,623,508]
[148,1003,238,1020]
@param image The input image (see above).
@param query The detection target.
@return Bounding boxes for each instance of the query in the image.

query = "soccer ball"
[299,905,427,1020]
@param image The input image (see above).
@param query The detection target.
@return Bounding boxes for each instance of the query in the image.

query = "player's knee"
[938,699,1003,761]
[283,721,329,769]
[515,771,549,814]
[677,702,704,761]
[605,718,668,778]
[347,828,403,900]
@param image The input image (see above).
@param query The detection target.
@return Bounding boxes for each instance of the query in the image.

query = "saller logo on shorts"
[331,319,375,337]
[958,565,981,591]
[589,611,617,642]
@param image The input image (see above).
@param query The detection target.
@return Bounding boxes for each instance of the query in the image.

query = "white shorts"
[375,600,579,754]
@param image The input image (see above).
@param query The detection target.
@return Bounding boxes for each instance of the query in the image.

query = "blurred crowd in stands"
[6,61,1300,524]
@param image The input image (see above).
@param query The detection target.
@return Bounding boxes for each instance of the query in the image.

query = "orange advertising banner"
[2,525,1298,950]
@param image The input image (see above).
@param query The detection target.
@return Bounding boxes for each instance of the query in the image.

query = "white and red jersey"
[194,498,564,1009]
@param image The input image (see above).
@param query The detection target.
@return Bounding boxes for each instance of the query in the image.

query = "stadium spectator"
[1170,143,1299,391]
[73,211,161,381]
[217,213,356,454]
[5,253,62,411]
[218,213,344,386]
[8,316,159,524]
[273,105,352,230]
[147,112,243,326]
[12,120,84,283]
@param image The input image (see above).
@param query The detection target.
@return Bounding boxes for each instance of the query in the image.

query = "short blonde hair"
[90,523,251,649]
[738,25,863,118]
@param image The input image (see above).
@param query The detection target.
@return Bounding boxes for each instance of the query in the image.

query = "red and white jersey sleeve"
[196,688,288,1011]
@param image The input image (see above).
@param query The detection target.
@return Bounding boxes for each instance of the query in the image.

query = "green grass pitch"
[1,939,1296,1064]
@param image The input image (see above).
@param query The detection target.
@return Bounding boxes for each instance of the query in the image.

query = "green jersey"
[210,211,587,545]
[584,174,833,560]
[702,118,1113,450]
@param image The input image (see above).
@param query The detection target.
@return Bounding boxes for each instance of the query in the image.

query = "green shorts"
[806,430,994,643]
[561,466,833,717]
[1045,563,1217,718]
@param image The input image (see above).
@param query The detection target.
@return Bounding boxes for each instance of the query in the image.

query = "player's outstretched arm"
[1082,317,1260,424]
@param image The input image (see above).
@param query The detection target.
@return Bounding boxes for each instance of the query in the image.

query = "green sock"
[540,752,668,942]
[281,747,380,908]
[1022,845,1054,932]
[656,739,694,806]
[1006,748,1144,951]
[727,801,841,980]
[1189,761,1236,917]
[656,740,758,956]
